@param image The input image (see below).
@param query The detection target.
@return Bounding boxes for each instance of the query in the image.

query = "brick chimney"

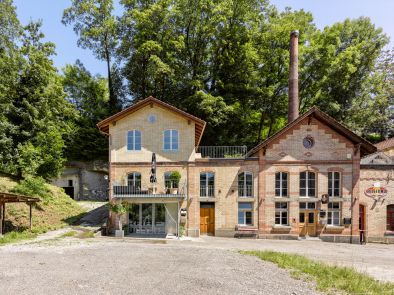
[288,30,299,123]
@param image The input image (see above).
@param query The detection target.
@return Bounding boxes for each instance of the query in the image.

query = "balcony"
[238,185,254,198]
[113,184,186,199]
[200,185,215,197]
[196,146,247,159]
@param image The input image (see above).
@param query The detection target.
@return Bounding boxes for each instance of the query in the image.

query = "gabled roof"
[247,107,376,157]
[361,151,394,166]
[97,96,206,146]
[375,137,394,151]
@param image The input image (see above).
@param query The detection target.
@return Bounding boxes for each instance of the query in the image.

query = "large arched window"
[275,172,288,197]
[127,172,141,193]
[127,130,141,151]
[238,172,253,197]
[200,172,214,197]
[387,205,394,231]
[300,171,316,197]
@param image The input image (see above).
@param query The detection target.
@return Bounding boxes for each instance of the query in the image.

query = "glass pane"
[155,204,165,225]
[245,212,252,225]
[282,188,288,197]
[275,188,281,196]
[308,212,314,223]
[238,212,244,224]
[299,202,306,209]
[129,204,139,225]
[299,212,305,223]
[238,202,253,210]
[281,212,288,225]
[207,173,215,186]
[246,173,253,185]
[142,204,152,226]
[308,202,316,209]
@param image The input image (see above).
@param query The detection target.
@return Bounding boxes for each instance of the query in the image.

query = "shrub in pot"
[169,171,181,194]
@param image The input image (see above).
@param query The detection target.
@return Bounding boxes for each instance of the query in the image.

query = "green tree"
[62,60,110,160]
[62,0,121,112]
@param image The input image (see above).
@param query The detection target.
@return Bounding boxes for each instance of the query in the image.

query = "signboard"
[365,182,388,201]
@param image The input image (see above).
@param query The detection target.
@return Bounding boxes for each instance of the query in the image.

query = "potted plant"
[169,171,181,194]
[107,201,129,237]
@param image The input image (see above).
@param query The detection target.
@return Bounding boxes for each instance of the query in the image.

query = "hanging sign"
[365,182,388,201]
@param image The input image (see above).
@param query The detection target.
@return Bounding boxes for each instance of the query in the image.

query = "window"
[300,171,316,197]
[238,202,253,225]
[328,172,341,197]
[238,172,253,197]
[387,205,394,231]
[127,172,141,189]
[275,202,289,225]
[127,130,141,151]
[200,172,214,197]
[275,172,288,197]
[164,172,179,189]
[163,129,178,151]
[328,202,341,226]
[68,180,73,187]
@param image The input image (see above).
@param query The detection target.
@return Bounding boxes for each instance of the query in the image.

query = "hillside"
[0,174,85,244]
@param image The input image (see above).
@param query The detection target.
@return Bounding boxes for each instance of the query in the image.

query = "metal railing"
[113,182,186,197]
[238,185,253,198]
[200,185,215,197]
[196,146,247,159]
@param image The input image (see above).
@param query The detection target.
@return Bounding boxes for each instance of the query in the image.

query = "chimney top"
[290,30,299,37]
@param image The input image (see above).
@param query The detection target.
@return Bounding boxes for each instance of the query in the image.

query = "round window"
[148,114,156,123]
[303,136,314,149]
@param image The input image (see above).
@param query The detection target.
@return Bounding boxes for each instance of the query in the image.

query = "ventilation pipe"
[288,30,299,123]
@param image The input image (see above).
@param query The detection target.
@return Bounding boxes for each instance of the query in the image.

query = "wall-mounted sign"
[365,182,388,201]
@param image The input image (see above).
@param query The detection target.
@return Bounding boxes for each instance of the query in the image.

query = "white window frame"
[163,129,179,151]
[238,202,253,226]
[275,172,289,197]
[328,172,341,197]
[127,130,141,151]
[300,171,316,197]
[238,172,253,197]
[327,202,341,226]
[200,172,215,197]
[275,202,289,225]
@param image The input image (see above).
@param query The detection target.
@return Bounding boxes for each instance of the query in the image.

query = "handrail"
[196,146,247,159]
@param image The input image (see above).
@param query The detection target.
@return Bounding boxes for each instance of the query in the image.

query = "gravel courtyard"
[0,235,393,295]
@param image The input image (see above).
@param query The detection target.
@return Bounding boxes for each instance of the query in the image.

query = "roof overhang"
[247,107,377,157]
[97,96,206,147]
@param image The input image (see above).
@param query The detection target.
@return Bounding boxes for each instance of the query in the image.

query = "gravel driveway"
[0,238,320,295]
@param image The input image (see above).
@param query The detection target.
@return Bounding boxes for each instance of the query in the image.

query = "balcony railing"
[113,183,186,198]
[238,185,253,198]
[196,146,247,159]
[200,185,215,197]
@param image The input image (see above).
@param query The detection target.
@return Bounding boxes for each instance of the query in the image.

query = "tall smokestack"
[288,30,299,123]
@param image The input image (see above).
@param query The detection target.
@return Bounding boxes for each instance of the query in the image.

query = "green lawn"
[242,250,394,295]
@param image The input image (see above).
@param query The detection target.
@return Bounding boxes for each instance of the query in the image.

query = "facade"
[51,161,108,201]
[97,96,394,243]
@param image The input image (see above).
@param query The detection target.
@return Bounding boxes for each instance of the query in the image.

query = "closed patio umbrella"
[150,153,157,183]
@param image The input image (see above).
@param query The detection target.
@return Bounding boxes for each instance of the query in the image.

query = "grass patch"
[0,174,86,245]
[242,251,394,295]
[77,231,95,239]
[59,230,78,238]
[0,231,37,245]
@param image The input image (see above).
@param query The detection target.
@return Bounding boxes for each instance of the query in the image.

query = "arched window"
[163,129,178,151]
[387,205,394,231]
[238,172,253,197]
[275,172,288,197]
[127,130,141,151]
[127,172,141,191]
[300,171,316,197]
[200,172,214,197]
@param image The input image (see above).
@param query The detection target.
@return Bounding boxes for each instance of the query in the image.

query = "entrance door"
[299,210,317,237]
[200,203,215,235]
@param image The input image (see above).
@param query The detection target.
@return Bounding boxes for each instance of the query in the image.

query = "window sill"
[238,197,254,201]
[272,225,292,229]
[384,231,394,236]
[325,225,344,230]
[162,149,179,153]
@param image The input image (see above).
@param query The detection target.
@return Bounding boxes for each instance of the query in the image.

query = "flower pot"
[170,188,178,194]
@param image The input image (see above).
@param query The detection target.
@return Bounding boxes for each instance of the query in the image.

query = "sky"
[13,0,394,77]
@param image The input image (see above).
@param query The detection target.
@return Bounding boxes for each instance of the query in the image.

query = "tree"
[62,0,121,112]
[62,60,110,160]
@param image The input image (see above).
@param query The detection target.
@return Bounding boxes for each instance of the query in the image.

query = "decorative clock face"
[303,136,314,149]
[148,114,156,123]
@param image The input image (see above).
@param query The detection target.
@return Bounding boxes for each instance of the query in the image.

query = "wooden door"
[200,207,215,235]
[299,210,317,237]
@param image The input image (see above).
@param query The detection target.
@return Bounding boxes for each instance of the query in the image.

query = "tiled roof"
[375,137,394,151]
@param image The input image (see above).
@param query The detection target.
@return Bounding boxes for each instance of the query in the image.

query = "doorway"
[129,203,168,235]
[299,210,317,237]
[359,204,366,244]
[200,203,215,236]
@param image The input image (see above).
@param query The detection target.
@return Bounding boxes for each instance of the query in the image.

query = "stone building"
[51,161,108,201]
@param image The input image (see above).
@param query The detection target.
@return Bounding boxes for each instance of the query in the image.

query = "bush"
[11,177,53,203]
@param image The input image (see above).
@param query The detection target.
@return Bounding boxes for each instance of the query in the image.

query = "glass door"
[141,204,153,233]
[155,204,166,234]
[129,204,140,233]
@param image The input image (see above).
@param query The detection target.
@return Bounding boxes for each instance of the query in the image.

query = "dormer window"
[163,129,178,151]
[127,130,141,151]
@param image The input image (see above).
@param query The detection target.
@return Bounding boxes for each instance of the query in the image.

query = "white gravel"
[0,238,320,295]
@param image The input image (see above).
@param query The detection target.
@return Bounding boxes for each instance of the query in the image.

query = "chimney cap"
[290,30,299,37]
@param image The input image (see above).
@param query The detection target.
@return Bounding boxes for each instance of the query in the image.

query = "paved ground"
[0,235,393,295]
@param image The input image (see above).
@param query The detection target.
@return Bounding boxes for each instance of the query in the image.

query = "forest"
[0,0,393,180]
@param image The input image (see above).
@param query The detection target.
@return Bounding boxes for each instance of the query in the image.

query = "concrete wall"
[109,103,196,163]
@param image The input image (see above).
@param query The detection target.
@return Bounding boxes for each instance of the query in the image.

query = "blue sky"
[13,0,394,77]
